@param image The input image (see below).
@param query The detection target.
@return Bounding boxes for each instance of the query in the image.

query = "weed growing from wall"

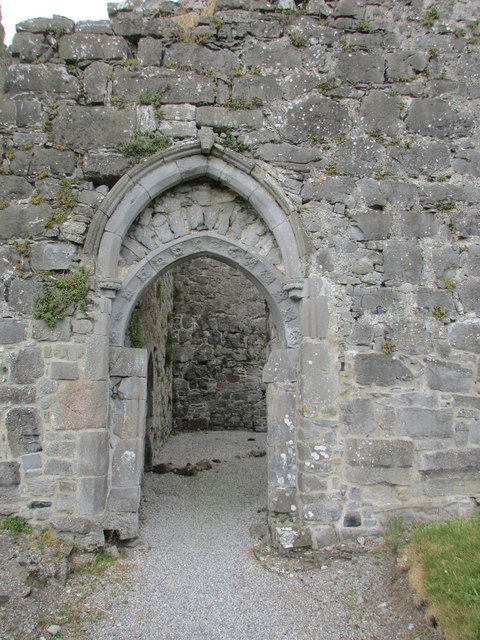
[34,269,90,328]
[128,308,145,348]
[118,130,171,159]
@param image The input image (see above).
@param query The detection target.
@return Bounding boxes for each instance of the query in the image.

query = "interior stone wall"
[0,0,479,547]
[171,257,269,432]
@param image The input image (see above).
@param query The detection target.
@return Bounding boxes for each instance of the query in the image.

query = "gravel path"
[86,431,436,640]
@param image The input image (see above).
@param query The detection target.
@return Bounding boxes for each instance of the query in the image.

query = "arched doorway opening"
[84,143,307,539]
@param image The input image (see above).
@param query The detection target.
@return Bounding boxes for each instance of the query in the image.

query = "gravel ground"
[84,430,437,640]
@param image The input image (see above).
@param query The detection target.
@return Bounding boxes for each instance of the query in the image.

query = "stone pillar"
[106,347,147,539]
[263,349,298,514]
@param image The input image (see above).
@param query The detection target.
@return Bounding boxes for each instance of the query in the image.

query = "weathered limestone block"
[273,95,350,144]
[6,407,42,457]
[75,20,113,35]
[304,496,343,523]
[232,75,283,103]
[165,42,238,76]
[8,347,44,384]
[449,322,480,353]
[388,141,451,178]
[386,51,426,81]
[5,64,79,97]
[337,52,384,84]
[111,397,146,439]
[113,67,215,104]
[0,385,36,404]
[454,149,480,177]
[358,179,417,208]
[0,169,35,203]
[59,34,130,61]
[0,98,16,130]
[426,359,473,393]
[0,319,27,344]
[383,241,423,284]
[10,33,50,63]
[78,476,107,516]
[0,204,53,240]
[354,354,412,386]
[15,16,75,34]
[340,399,375,435]
[400,408,454,439]
[334,0,365,18]
[0,462,20,487]
[359,91,402,135]
[334,138,383,177]
[406,99,474,138]
[137,38,163,66]
[345,438,414,485]
[458,279,480,314]
[52,104,136,151]
[243,39,303,70]
[416,288,454,317]
[109,347,148,377]
[419,448,480,496]
[84,61,110,104]
[8,278,41,315]
[50,361,79,380]
[32,318,72,342]
[398,211,438,238]
[111,439,143,488]
[30,242,76,271]
[78,431,109,476]
[83,151,131,181]
[196,106,263,131]
[255,142,322,165]
[14,100,43,127]
[10,148,77,178]
[351,211,392,241]
[302,176,355,203]
[107,486,140,513]
[51,381,108,430]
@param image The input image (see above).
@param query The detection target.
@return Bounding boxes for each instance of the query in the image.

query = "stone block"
[6,64,79,98]
[243,39,302,70]
[419,448,480,497]
[359,91,402,135]
[52,381,108,430]
[84,61,109,104]
[15,100,43,127]
[0,462,20,487]
[138,38,163,66]
[8,347,44,384]
[300,370,338,407]
[11,148,77,178]
[345,438,413,485]
[165,42,238,76]
[25,477,55,497]
[268,486,297,513]
[109,347,148,378]
[337,52,385,84]
[255,142,322,166]
[0,175,34,200]
[83,335,109,381]
[383,241,423,284]
[6,407,42,457]
[354,354,412,386]
[16,16,74,33]
[78,475,108,516]
[302,176,355,204]
[59,34,130,61]
[388,142,451,178]
[406,99,474,138]
[196,106,263,131]
[50,361,79,380]
[232,75,283,104]
[83,151,131,182]
[0,319,27,344]
[111,439,143,488]
[29,242,77,271]
[459,279,480,314]
[426,359,472,393]
[117,377,147,401]
[273,95,350,144]
[340,399,375,435]
[44,458,73,476]
[449,322,480,353]
[52,104,136,151]
[400,408,453,439]
[107,486,141,513]
[386,51,426,81]
[111,397,146,439]
[304,498,343,523]
[31,318,72,342]
[0,97,16,130]
[56,493,76,512]
[398,211,438,238]
[19,454,42,476]
[0,204,53,240]
[78,431,109,476]
[335,138,383,177]
[0,385,36,404]
[8,278,42,315]
[309,525,337,549]
[351,210,392,241]
[263,349,298,383]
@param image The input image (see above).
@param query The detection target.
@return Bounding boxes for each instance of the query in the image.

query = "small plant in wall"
[34,268,90,328]
[382,335,395,355]
[128,308,145,348]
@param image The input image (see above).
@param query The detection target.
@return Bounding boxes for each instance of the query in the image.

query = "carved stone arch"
[109,234,301,350]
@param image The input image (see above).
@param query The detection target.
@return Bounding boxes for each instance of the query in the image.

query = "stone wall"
[0,0,479,546]
[172,257,269,431]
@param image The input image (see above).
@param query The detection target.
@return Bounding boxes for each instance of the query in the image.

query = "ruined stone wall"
[172,257,269,431]
[125,272,175,468]
[0,0,479,545]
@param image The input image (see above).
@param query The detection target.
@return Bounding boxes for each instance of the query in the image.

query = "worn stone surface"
[6,407,42,457]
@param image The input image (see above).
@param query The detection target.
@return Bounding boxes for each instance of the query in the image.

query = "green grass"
[403,516,480,640]
[0,516,32,538]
